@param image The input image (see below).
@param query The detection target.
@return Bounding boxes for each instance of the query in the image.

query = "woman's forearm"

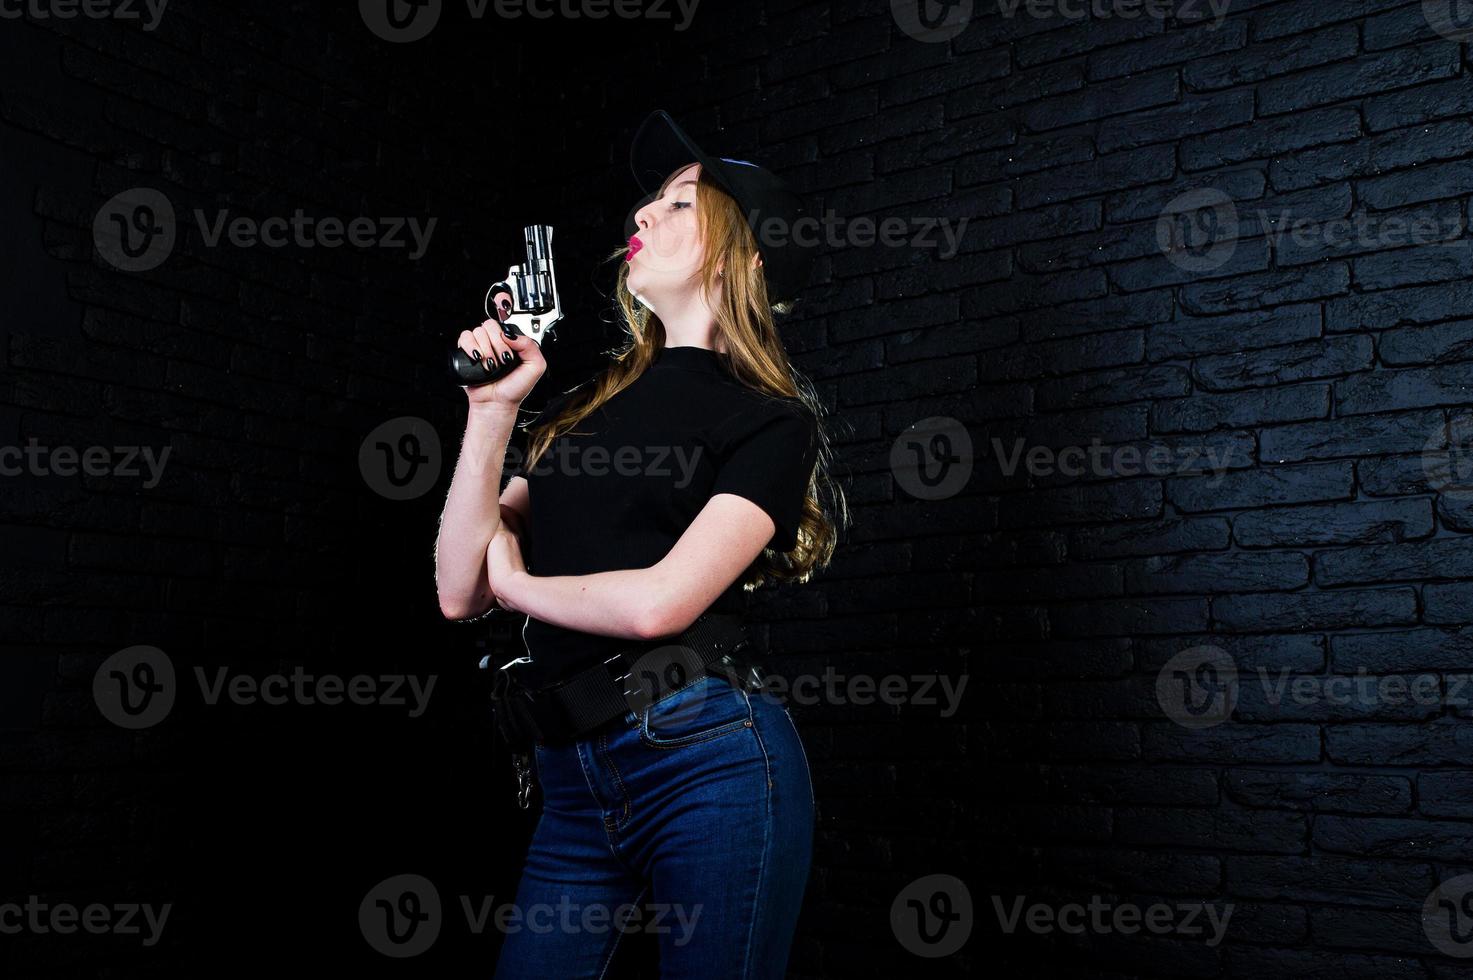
[435,403,521,619]
[501,566,671,641]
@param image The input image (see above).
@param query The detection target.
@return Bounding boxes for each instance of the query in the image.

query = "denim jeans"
[492,671,815,979]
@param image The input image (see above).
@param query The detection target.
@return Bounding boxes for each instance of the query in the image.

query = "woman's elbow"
[630,595,697,641]
[438,589,491,622]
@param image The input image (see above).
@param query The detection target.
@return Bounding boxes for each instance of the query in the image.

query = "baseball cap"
[627,109,817,305]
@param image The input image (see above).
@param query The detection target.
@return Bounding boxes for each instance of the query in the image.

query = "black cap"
[628,109,817,306]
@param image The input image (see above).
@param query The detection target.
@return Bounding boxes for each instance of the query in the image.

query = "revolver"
[450,224,563,387]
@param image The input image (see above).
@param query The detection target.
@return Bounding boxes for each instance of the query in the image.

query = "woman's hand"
[488,523,529,613]
[456,290,547,408]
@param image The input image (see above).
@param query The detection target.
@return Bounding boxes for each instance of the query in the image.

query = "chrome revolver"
[450,224,562,386]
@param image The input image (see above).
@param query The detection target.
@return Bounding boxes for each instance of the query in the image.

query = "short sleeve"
[710,402,819,552]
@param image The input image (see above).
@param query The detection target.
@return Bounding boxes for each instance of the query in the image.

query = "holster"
[482,613,761,809]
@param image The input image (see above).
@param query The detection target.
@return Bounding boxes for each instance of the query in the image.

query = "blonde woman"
[436,110,845,979]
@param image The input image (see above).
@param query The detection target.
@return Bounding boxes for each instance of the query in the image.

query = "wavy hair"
[517,166,848,588]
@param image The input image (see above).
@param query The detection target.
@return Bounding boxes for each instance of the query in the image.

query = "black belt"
[482,614,760,804]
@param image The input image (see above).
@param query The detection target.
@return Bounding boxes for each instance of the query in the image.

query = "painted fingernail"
[501,351,514,363]
[470,350,482,360]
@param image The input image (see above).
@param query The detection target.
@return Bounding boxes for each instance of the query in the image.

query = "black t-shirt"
[504,344,819,689]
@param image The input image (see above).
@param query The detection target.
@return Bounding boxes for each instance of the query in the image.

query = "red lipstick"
[626,235,643,262]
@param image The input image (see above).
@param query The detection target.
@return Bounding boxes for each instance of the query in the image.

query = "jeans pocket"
[639,674,753,748]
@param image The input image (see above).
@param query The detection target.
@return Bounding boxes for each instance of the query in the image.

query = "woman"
[434,110,845,979]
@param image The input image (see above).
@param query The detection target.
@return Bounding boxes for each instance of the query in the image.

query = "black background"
[6,1,1473,977]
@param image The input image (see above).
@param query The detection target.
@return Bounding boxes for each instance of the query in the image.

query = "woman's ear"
[752,253,764,269]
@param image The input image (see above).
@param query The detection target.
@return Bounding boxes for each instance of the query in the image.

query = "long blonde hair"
[518,167,848,588]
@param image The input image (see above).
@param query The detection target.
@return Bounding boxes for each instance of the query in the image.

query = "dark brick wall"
[4,0,1472,977]
[954,1,1473,977]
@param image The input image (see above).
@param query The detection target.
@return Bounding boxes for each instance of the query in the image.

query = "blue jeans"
[492,671,815,979]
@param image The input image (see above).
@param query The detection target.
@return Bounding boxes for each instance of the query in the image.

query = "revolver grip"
[450,346,521,387]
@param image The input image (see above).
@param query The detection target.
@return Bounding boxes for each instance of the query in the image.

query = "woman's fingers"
[473,321,512,366]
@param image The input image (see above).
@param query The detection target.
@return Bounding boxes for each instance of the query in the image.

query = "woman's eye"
[671,201,692,210]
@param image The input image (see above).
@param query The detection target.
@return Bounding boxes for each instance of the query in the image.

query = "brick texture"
[3,1,1473,977]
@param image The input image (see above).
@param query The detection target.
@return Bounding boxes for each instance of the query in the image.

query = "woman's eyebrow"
[661,178,698,197]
